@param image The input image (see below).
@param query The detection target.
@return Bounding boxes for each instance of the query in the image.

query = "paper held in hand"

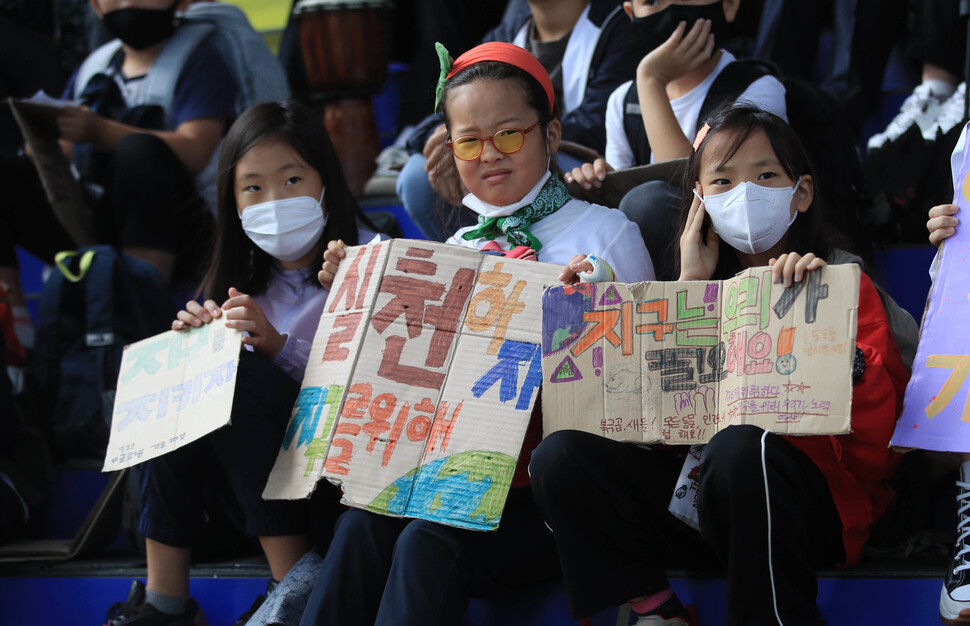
[7,92,96,246]
[264,240,563,531]
[103,316,243,471]
[541,264,860,444]
[892,123,970,452]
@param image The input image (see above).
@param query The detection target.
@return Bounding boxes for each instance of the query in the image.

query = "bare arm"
[57,106,225,175]
[636,20,715,163]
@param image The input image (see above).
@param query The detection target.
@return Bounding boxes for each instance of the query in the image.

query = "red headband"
[446,42,555,114]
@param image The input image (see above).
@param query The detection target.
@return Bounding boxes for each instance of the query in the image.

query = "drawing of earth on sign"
[542,283,597,355]
[367,450,517,530]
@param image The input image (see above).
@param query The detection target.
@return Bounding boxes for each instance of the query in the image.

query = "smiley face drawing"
[776,354,797,375]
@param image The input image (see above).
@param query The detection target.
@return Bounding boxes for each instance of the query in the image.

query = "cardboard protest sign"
[541,265,860,444]
[8,96,96,246]
[103,317,243,470]
[892,128,970,451]
[264,240,562,531]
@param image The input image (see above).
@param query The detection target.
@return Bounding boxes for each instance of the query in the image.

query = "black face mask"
[632,1,729,55]
[102,2,179,51]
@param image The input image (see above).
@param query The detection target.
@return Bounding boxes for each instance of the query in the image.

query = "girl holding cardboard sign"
[305,42,653,626]
[530,105,911,625]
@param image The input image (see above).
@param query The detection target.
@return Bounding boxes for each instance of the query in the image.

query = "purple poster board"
[892,123,970,451]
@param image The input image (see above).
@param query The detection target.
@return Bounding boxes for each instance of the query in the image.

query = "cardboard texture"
[264,240,562,531]
[8,98,97,246]
[102,317,243,471]
[541,265,860,444]
[892,125,970,451]
[565,158,688,208]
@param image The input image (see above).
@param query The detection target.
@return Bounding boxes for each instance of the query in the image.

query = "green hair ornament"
[433,42,453,113]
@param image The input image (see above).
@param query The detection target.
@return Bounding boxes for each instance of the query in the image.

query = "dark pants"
[530,426,844,624]
[0,133,211,285]
[752,0,908,131]
[299,486,559,626]
[138,351,325,546]
[617,180,683,281]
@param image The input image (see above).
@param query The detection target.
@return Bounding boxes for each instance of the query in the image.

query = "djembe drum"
[292,0,393,197]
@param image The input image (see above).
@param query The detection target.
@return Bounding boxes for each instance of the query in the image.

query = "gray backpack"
[74,2,290,208]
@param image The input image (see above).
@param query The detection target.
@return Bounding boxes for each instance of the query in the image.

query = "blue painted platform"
[0,559,947,626]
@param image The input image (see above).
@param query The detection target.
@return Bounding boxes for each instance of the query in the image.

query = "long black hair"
[201,100,375,299]
[674,104,846,280]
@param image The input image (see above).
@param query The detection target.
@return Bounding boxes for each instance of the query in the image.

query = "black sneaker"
[103,580,206,626]
[942,470,970,625]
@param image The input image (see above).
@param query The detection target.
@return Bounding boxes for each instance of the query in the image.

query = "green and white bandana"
[461,173,571,251]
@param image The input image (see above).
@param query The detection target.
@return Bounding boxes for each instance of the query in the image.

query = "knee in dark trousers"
[113,132,180,178]
[699,424,766,485]
[108,132,211,282]
[530,430,591,503]
[393,520,460,563]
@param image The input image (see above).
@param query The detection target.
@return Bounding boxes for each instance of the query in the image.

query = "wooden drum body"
[293,0,393,99]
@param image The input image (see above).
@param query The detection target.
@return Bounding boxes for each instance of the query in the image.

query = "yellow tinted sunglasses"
[446,121,541,161]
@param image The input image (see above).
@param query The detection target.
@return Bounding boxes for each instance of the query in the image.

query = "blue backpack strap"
[74,40,124,101]
[81,246,118,348]
[139,22,215,128]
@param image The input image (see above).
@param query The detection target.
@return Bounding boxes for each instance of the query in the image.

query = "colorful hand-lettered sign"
[103,316,243,471]
[263,240,563,531]
[892,125,970,451]
[542,265,860,444]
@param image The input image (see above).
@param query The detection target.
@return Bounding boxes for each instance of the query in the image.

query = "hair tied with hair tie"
[693,123,711,152]
[433,42,454,113]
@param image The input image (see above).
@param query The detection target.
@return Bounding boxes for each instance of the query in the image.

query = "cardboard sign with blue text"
[892,124,970,452]
[263,240,563,531]
[541,265,860,444]
[102,317,243,470]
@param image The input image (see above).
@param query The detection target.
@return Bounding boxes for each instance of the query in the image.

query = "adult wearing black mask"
[564,0,788,281]
[0,0,236,327]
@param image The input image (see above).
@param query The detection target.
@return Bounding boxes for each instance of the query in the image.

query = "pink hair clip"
[693,123,711,151]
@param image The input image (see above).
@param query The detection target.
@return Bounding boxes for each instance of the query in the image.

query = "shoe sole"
[940,585,970,624]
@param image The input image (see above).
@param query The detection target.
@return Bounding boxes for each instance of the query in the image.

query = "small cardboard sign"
[102,317,243,471]
[264,240,562,531]
[541,265,860,444]
[8,97,97,246]
[892,126,970,451]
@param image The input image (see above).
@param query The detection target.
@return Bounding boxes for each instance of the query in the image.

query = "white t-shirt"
[604,50,788,169]
[448,198,655,283]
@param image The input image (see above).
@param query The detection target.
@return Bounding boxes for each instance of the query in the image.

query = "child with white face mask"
[103,101,382,626]
[530,105,910,625]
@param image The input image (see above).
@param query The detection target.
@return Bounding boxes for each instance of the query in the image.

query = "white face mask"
[694,178,801,255]
[239,188,327,262]
[463,171,552,218]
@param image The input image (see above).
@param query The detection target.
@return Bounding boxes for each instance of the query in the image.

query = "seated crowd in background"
[2,1,970,626]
